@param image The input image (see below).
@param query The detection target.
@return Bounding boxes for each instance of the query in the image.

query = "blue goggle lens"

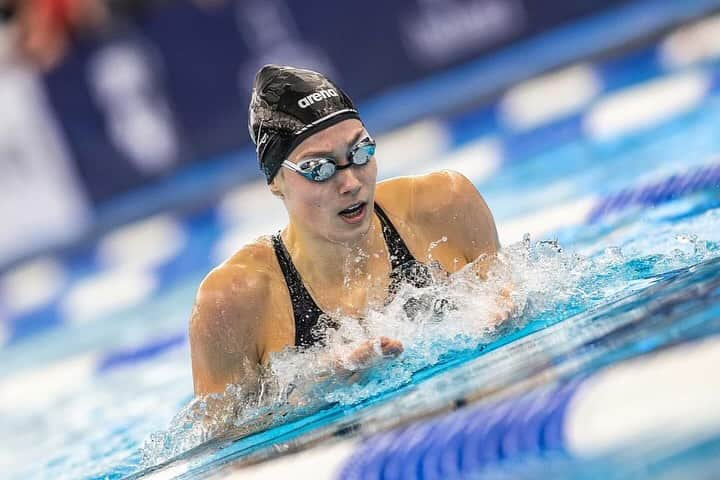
[295,139,375,182]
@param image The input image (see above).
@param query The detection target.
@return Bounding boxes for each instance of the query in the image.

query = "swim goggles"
[281,136,376,182]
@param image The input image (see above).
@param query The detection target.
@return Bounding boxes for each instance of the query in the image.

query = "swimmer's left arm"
[414,170,500,271]
[440,172,518,323]
[415,171,516,325]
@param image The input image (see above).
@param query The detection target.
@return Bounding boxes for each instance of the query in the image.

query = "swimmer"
[190,65,502,395]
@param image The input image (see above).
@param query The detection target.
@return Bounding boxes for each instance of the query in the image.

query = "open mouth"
[339,202,366,220]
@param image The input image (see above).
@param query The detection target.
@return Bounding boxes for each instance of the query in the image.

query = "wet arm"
[418,170,500,273]
[444,172,518,322]
[189,267,263,396]
[420,171,515,324]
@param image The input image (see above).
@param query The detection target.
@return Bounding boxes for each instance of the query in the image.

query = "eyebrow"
[297,129,367,160]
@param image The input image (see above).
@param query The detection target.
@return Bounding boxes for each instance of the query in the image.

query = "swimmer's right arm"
[189,265,264,396]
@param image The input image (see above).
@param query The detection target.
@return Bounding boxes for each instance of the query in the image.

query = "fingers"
[492,294,521,326]
[340,337,404,377]
[379,336,404,357]
[346,340,375,367]
[493,309,510,325]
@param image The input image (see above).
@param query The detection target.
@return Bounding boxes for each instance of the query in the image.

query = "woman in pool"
[190,65,502,395]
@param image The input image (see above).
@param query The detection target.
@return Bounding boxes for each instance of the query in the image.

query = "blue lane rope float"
[96,332,186,373]
[588,162,720,222]
[338,379,584,480]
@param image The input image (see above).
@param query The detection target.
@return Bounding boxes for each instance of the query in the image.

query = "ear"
[269,175,284,198]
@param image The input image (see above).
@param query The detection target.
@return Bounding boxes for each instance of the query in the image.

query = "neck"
[282,211,387,289]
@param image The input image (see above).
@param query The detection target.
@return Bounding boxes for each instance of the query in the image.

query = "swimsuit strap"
[375,203,433,298]
[272,202,419,348]
[271,234,328,348]
[374,203,416,269]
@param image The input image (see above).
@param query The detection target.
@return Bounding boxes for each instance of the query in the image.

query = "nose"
[337,165,362,196]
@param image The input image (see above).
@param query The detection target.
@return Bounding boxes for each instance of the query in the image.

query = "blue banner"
[41,0,631,204]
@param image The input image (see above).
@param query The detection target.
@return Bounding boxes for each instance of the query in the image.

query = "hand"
[336,336,404,380]
[492,286,518,326]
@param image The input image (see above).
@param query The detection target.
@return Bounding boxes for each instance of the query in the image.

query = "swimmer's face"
[272,119,378,243]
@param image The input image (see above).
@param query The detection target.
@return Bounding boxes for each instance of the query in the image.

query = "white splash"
[140,231,719,467]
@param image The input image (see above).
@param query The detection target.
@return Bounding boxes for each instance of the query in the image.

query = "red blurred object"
[14,0,108,69]
[41,0,74,30]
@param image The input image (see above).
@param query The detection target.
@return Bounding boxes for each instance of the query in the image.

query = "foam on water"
[139,216,720,467]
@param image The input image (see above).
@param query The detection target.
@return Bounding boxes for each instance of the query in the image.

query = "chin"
[329,212,373,243]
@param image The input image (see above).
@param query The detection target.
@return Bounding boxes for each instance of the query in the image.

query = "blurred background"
[1,0,667,344]
[0,0,647,267]
[2,1,720,479]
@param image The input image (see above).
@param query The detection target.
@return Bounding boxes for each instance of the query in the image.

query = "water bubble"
[675,233,698,244]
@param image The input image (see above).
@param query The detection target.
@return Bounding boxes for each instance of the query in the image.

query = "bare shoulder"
[377,170,485,222]
[195,236,276,313]
[411,170,484,220]
[409,170,499,260]
[189,236,277,394]
[375,175,414,218]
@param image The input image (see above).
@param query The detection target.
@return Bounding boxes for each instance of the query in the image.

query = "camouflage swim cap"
[249,65,361,183]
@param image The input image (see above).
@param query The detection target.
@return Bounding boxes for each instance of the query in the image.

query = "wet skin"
[190,119,500,395]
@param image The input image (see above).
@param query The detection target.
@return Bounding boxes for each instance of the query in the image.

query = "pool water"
[131,252,720,480]
[2,14,720,480]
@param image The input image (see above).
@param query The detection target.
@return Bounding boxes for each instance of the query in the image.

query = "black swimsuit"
[272,203,428,348]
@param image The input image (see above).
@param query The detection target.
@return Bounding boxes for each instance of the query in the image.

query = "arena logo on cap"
[298,88,339,108]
